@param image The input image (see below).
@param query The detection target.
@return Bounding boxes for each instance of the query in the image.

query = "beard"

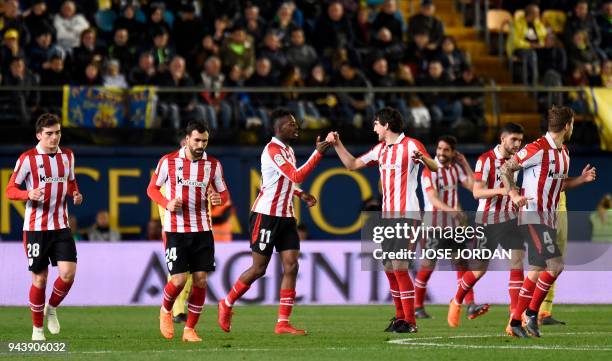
[190,146,204,158]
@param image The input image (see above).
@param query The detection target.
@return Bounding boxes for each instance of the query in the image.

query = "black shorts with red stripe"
[23,228,77,273]
[520,224,562,267]
[249,212,300,257]
[163,231,215,275]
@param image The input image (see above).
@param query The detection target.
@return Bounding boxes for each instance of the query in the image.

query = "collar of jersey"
[179,146,207,161]
[36,143,62,155]
[271,136,288,148]
[545,132,561,150]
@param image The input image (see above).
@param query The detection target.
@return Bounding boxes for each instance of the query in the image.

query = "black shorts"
[23,229,77,273]
[249,212,300,257]
[520,224,562,267]
[163,231,215,275]
[476,219,525,251]
[380,218,421,254]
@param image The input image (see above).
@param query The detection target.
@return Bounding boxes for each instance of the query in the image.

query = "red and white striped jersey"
[153,147,227,233]
[358,133,430,219]
[421,158,467,226]
[9,144,77,231]
[252,137,322,217]
[513,132,570,228]
[474,145,518,224]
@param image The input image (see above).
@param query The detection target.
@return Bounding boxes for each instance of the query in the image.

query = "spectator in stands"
[538,33,568,79]
[370,27,405,71]
[395,63,416,103]
[506,4,546,85]
[564,0,603,58]
[368,56,409,121]
[243,57,281,131]
[352,6,372,56]
[172,3,204,58]
[285,28,317,76]
[107,28,136,74]
[454,66,484,126]
[71,28,105,79]
[211,17,230,48]
[407,0,445,50]
[268,2,299,48]
[128,51,156,85]
[258,31,288,80]
[237,4,267,46]
[565,65,590,114]
[403,30,434,77]
[591,194,612,242]
[103,59,128,89]
[88,210,121,242]
[282,65,311,125]
[24,0,55,41]
[332,61,374,128]
[596,1,612,59]
[199,55,232,129]
[145,2,171,46]
[314,1,354,62]
[567,30,601,76]
[2,56,39,125]
[149,27,174,73]
[220,24,255,80]
[2,0,30,47]
[53,0,90,53]
[372,0,404,44]
[435,36,469,81]
[222,64,246,128]
[113,3,144,47]
[146,219,162,241]
[27,27,63,77]
[154,56,206,129]
[417,59,462,126]
[76,62,102,85]
[0,29,26,78]
[304,63,336,127]
[591,59,612,87]
[189,34,219,79]
[68,215,83,241]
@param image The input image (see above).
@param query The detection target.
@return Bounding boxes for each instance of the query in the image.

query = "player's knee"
[193,278,207,289]
[252,265,267,279]
[171,274,188,288]
[59,270,75,282]
[547,262,564,276]
[32,274,47,288]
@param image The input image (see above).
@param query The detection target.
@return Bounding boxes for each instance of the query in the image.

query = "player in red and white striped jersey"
[416,135,490,320]
[326,107,438,333]
[148,121,230,342]
[447,123,526,328]
[218,109,330,335]
[501,106,596,338]
[5,114,83,341]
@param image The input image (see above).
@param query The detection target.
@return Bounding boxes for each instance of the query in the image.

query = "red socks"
[29,285,45,328]
[48,277,73,308]
[454,271,477,304]
[277,289,296,323]
[385,272,405,320]
[162,281,184,313]
[225,279,250,307]
[414,268,433,308]
[394,271,416,324]
[508,269,524,314]
[529,271,559,312]
[512,277,536,321]
[185,286,206,329]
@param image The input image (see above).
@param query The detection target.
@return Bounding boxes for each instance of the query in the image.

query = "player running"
[217,108,330,335]
[447,123,525,328]
[416,135,489,320]
[326,107,438,333]
[147,120,230,342]
[501,106,596,337]
[5,113,83,341]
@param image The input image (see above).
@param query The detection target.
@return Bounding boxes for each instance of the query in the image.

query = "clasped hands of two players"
[324,131,427,164]
[166,189,223,212]
[28,187,83,205]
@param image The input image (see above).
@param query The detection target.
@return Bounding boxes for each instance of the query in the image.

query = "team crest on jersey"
[517,149,528,159]
[274,154,286,166]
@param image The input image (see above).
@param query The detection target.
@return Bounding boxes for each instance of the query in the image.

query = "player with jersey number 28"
[147,120,230,342]
[5,113,83,341]
[218,108,331,335]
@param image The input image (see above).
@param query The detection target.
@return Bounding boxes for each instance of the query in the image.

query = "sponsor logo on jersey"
[39,175,67,183]
[547,170,567,179]
[176,177,207,188]
[379,163,402,170]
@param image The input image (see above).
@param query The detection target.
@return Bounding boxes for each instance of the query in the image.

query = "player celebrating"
[326,107,438,333]
[217,108,330,335]
[447,123,525,328]
[416,135,489,320]
[147,120,229,342]
[501,106,596,337]
[5,113,83,341]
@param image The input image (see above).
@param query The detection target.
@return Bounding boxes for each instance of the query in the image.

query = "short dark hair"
[438,135,457,150]
[500,122,524,135]
[374,107,403,133]
[185,120,209,136]
[271,108,294,128]
[547,105,574,132]
[35,113,60,133]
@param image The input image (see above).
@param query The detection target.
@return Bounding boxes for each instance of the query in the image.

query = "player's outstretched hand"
[28,186,44,201]
[580,164,596,183]
[325,131,339,144]
[412,150,424,163]
[208,189,222,206]
[300,192,317,207]
[510,193,531,208]
[166,197,183,212]
[73,191,83,205]
[454,152,469,167]
[316,136,331,154]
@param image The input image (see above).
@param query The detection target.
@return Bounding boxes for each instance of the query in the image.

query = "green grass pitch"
[1,305,611,360]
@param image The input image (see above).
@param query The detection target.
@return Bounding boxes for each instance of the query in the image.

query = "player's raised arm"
[563,164,597,191]
[455,152,474,191]
[268,138,328,184]
[326,131,369,171]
